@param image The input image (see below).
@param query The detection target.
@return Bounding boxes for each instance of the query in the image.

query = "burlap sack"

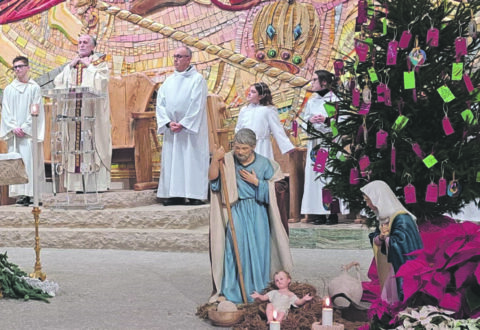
[0,153,28,185]
[328,261,363,308]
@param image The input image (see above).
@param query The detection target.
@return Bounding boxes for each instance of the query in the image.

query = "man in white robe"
[0,56,45,205]
[156,46,209,206]
[53,34,112,192]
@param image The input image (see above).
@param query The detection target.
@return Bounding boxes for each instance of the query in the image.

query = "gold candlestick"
[30,206,46,281]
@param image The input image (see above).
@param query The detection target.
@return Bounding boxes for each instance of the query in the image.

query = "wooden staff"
[206,96,247,304]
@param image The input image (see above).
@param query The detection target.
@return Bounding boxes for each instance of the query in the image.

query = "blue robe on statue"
[211,153,273,304]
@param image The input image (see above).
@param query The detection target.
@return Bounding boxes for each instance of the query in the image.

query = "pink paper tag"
[350,167,359,185]
[387,41,398,65]
[313,149,329,173]
[359,155,370,176]
[291,120,298,137]
[455,37,468,58]
[425,183,438,203]
[352,88,361,107]
[322,188,333,204]
[438,178,447,196]
[358,102,371,115]
[404,184,417,204]
[464,74,474,93]
[391,145,396,173]
[377,83,386,103]
[426,27,439,47]
[442,116,454,135]
[376,130,388,149]
[412,143,424,159]
[355,40,369,62]
[399,30,412,49]
[334,60,344,77]
[384,87,392,106]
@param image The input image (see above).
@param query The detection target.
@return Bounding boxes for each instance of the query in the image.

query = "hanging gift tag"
[349,167,359,185]
[352,88,361,107]
[461,109,475,124]
[412,143,425,159]
[368,67,379,83]
[438,177,447,196]
[452,62,463,81]
[384,87,392,106]
[455,37,468,58]
[359,155,370,176]
[437,85,455,103]
[423,154,438,168]
[463,74,475,93]
[442,116,455,135]
[392,115,409,131]
[334,60,344,76]
[362,85,372,103]
[313,148,329,173]
[399,30,412,49]
[425,182,438,203]
[382,17,388,35]
[404,184,417,204]
[324,102,336,117]
[322,188,333,204]
[376,129,388,149]
[377,83,386,103]
[357,0,367,24]
[355,40,369,62]
[404,71,416,89]
[387,40,398,65]
[292,120,298,137]
[358,102,371,115]
[426,27,439,47]
[391,145,396,173]
[330,119,338,137]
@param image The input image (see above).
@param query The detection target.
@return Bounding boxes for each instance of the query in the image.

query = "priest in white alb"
[0,56,45,206]
[156,46,209,206]
[53,34,112,192]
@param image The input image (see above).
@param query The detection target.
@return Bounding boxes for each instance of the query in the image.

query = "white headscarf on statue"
[360,180,417,222]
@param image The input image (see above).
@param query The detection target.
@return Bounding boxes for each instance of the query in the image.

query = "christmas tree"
[311,0,480,223]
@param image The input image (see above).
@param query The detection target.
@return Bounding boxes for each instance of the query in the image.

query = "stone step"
[0,190,372,252]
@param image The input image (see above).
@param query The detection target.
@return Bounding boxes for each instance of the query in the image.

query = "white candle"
[269,320,280,330]
[269,310,280,330]
[322,297,333,326]
[30,103,40,207]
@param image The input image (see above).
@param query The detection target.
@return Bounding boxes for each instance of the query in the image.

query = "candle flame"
[273,310,277,320]
[324,296,331,307]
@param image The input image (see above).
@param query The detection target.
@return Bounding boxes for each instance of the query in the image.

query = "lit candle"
[322,296,333,326]
[269,310,280,330]
[30,103,40,207]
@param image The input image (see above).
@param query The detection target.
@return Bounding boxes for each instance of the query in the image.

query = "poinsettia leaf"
[439,292,461,312]
[446,244,480,269]
[455,262,477,288]
[423,278,446,301]
[475,263,480,284]
[445,239,465,257]
[466,286,480,312]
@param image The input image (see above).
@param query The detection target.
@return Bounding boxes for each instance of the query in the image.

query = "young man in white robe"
[0,56,45,206]
[54,34,112,192]
[156,46,209,206]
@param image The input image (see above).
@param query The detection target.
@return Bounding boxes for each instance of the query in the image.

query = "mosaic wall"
[0,0,359,179]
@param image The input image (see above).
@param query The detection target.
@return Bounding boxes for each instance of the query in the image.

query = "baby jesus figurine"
[251,270,313,323]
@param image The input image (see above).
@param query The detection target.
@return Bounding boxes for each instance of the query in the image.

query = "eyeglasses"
[173,55,190,59]
[13,64,28,70]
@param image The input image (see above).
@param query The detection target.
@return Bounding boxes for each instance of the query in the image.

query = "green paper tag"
[476,171,480,182]
[382,18,387,35]
[404,71,416,89]
[392,115,409,131]
[368,67,379,83]
[437,85,455,103]
[325,102,336,117]
[452,63,463,81]
[339,154,347,162]
[423,154,438,168]
[461,109,475,124]
[330,119,338,137]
